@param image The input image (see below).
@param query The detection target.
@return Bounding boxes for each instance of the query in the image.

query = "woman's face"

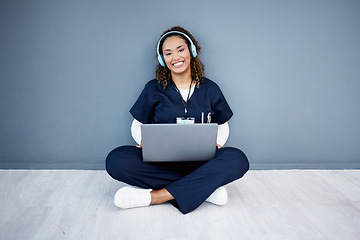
[162,36,192,76]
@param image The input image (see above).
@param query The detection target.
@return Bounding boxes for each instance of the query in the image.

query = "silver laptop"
[141,123,218,162]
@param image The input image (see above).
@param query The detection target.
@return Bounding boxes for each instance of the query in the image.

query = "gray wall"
[1,0,359,169]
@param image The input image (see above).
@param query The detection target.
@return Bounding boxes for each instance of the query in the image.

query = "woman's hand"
[216,144,223,149]
[136,143,142,148]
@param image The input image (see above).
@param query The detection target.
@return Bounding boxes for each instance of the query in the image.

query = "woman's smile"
[173,61,184,68]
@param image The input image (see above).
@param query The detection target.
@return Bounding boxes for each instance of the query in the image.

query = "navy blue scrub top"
[130,77,233,124]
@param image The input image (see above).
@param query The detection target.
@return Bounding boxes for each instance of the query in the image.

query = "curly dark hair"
[155,26,205,89]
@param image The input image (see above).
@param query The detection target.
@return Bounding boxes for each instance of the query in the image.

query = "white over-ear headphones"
[156,31,198,67]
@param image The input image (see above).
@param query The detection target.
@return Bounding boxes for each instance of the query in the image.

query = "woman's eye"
[179,49,184,52]
[165,53,172,56]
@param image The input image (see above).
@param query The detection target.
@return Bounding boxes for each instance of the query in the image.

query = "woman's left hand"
[216,144,223,149]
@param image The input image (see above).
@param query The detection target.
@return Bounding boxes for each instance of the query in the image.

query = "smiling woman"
[105,26,249,214]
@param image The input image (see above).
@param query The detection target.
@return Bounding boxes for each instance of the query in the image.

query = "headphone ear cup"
[158,55,165,67]
[190,45,197,58]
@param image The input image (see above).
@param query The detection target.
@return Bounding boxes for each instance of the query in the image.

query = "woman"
[106,26,249,214]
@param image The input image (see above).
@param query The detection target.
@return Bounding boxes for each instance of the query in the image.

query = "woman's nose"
[173,52,180,60]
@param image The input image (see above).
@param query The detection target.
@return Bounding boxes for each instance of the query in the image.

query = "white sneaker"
[206,186,228,206]
[114,186,152,209]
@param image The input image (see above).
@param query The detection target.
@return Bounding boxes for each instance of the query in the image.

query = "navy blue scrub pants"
[106,145,249,214]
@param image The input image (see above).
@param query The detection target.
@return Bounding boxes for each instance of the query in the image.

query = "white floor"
[0,169,359,240]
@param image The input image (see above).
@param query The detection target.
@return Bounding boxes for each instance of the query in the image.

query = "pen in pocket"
[207,112,211,123]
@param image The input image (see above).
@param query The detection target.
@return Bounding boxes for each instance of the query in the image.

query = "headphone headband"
[156,30,197,67]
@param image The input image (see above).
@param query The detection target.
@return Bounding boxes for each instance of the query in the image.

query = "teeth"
[174,62,183,67]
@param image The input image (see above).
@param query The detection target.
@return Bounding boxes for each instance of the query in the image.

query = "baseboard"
[0,160,105,170]
[250,162,360,170]
[1,159,360,170]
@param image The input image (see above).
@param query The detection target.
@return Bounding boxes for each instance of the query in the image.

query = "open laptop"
[141,123,218,162]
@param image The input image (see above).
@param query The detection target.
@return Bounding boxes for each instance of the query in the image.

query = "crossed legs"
[106,145,249,214]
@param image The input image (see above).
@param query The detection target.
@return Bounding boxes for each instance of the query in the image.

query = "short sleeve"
[129,81,156,123]
[211,83,233,124]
